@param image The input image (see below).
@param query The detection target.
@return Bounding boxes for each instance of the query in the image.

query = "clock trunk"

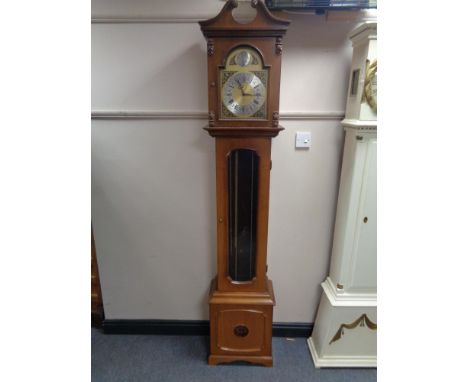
[199,0,289,366]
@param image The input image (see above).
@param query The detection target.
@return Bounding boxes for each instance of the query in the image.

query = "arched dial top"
[220,46,268,120]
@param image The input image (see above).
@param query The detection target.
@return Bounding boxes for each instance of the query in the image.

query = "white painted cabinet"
[329,127,376,294]
[308,21,377,368]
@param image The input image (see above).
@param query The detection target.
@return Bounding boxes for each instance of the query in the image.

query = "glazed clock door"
[227,148,259,282]
[215,138,271,293]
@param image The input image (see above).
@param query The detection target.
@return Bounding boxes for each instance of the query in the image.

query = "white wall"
[91,0,376,322]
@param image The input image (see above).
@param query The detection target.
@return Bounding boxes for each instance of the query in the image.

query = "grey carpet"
[92,329,376,382]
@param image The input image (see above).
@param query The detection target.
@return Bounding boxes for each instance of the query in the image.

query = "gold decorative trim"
[362,59,377,112]
[329,314,377,345]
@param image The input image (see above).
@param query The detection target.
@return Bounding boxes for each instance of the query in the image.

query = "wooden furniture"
[308,21,377,368]
[91,225,104,327]
[199,0,289,367]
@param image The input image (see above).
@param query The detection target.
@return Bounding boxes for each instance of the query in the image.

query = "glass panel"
[228,149,259,282]
[350,69,360,96]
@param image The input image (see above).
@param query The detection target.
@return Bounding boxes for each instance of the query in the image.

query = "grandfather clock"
[308,21,377,368]
[199,0,289,367]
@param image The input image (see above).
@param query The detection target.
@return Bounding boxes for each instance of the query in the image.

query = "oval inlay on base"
[234,325,249,337]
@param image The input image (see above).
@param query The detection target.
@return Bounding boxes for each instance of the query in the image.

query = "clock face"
[219,47,268,120]
[222,72,266,117]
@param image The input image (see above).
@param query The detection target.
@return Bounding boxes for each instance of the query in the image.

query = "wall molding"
[92,16,216,24]
[102,319,313,337]
[91,13,376,25]
[91,110,345,121]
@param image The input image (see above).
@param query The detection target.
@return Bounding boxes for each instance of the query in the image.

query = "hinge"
[270,160,272,170]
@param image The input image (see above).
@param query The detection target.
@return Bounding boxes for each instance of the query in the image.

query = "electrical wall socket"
[295,132,311,149]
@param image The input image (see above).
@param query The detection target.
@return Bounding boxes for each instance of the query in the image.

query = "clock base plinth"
[208,278,275,367]
[208,354,273,367]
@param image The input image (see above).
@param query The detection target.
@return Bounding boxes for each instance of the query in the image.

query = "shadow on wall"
[91,118,217,320]
[192,122,218,286]
[284,13,357,50]
[279,13,358,112]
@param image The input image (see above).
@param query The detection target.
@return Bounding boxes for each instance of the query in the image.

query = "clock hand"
[235,80,248,96]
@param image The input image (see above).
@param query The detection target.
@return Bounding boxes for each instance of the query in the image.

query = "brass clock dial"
[222,72,266,117]
[235,50,252,67]
[219,47,268,119]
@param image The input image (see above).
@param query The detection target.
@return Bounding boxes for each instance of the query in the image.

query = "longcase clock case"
[199,0,289,367]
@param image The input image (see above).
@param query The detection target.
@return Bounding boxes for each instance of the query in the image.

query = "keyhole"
[363,217,368,223]
[234,325,249,337]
